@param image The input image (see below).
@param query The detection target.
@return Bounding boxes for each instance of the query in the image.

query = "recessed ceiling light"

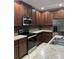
[59,3,62,7]
[41,7,44,10]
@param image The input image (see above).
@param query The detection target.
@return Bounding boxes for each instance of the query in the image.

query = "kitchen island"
[22,43,64,59]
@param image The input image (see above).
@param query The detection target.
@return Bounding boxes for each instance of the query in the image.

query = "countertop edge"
[14,35,27,41]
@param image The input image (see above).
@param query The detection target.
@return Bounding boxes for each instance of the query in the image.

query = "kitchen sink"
[48,35,64,46]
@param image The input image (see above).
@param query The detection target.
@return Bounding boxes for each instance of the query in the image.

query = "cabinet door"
[36,32,52,45]
[36,11,41,25]
[32,9,36,25]
[14,2,20,26]
[36,33,44,45]
[44,12,48,25]
[47,12,53,25]
[14,41,19,59]
[41,12,52,25]
[14,3,23,26]
[14,2,32,26]
[27,7,32,17]
[53,9,64,18]
[18,38,27,58]
[43,32,52,43]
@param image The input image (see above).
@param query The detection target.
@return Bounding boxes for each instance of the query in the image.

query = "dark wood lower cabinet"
[14,41,19,59]
[14,32,52,59]
[36,32,52,45]
[14,37,27,59]
[18,38,27,58]
[43,32,53,43]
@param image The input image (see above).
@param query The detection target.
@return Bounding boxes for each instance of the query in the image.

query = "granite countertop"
[22,43,64,59]
[14,30,52,41]
[14,35,27,41]
[30,30,52,34]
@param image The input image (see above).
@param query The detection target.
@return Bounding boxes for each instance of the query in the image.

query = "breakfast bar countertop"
[22,43,64,59]
[30,30,52,34]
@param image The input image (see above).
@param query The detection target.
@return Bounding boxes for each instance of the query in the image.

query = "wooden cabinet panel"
[47,12,53,25]
[14,2,32,26]
[14,2,24,26]
[36,32,44,45]
[14,2,20,26]
[14,41,19,59]
[43,12,48,25]
[23,5,27,16]
[18,38,27,58]
[14,2,64,26]
[32,10,55,25]
[32,11,53,25]
[32,9,64,26]
[43,32,52,43]
[32,11,41,25]
[27,7,32,17]
[41,12,45,25]
[44,12,51,25]
[42,12,53,25]
[14,44,19,59]
[36,11,41,25]
[36,11,53,25]
[53,9,64,18]
[32,10,36,25]
[36,32,52,45]
[14,37,27,59]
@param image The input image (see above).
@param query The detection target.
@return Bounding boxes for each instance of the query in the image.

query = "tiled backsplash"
[14,25,53,33]
[14,26,20,33]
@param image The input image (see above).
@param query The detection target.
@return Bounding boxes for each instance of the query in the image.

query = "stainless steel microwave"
[23,16,32,26]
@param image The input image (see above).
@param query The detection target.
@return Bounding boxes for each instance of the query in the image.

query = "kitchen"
[14,0,64,59]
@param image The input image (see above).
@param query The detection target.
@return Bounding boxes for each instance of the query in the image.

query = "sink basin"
[48,35,64,46]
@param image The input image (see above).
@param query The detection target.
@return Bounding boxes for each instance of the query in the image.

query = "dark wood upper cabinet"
[31,9,64,25]
[41,12,45,25]
[32,11,53,25]
[14,2,32,26]
[44,12,48,25]
[27,7,32,17]
[14,2,21,26]
[14,1,64,26]
[36,11,41,25]
[32,9,36,25]
[37,11,53,25]
[53,9,64,19]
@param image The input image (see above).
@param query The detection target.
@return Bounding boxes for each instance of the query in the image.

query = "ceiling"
[21,0,64,11]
